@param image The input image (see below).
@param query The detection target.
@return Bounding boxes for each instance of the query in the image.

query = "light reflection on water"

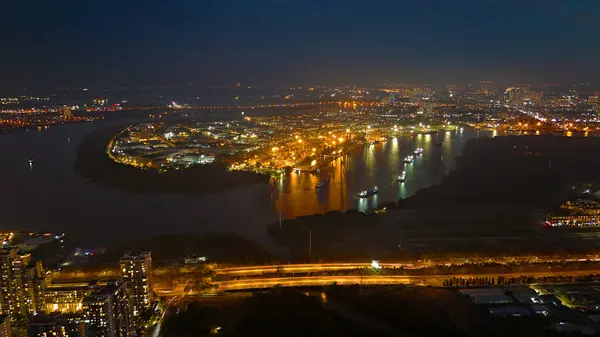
[0,117,489,248]
[274,130,491,218]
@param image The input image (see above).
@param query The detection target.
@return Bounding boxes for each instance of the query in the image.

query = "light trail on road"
[215,276,416,291]
[215,262,417,276]
[213,269,600,291]
[214,256,600,276]
[154,268,600,295]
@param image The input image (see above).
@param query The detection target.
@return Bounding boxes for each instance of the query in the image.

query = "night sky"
[2,0,600,87]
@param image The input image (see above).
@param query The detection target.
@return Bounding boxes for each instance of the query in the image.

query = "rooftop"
[121,251,151,261]
[83,281,124,302]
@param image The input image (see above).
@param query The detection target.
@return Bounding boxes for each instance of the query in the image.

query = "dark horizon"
[2,0,600,88]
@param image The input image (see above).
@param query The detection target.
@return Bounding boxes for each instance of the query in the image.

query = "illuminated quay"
[107,104,457,176]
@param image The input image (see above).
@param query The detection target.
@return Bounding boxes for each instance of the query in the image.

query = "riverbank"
[268,135,600,262]
[397,135,600,208]
[73,125,270,195]
[268,210,398,262]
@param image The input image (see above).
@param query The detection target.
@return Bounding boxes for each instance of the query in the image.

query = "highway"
[214,257,600,277]
[215,262,417,276]
[153,269,600,296]
[215,275,419,290]
[214,269,600,291]
[154,276,419,296]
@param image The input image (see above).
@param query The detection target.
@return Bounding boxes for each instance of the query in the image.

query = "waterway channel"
[0,115,490,250]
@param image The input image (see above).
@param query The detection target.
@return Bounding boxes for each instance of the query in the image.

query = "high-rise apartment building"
[23,261,44,314]
[0,249,43,317]
[119,252,152,317]
[0,250,14,315]
[0,315,10,337]
[82,281,133,337]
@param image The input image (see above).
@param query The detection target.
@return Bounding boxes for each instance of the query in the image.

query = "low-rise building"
[27,313,82,337]
[459,288,514,305]
[509,287,543,305]
[546,215,600,228]
[488,306,531,317]
[171,153,215,165]
[42,280,97,314]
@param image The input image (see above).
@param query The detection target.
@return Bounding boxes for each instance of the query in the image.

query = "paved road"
[154,269,600,295]
[215,275,419,290]
[216,262,418,276]
[214,257,600,276]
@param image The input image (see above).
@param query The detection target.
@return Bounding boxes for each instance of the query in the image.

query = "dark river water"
[0,116,491,250]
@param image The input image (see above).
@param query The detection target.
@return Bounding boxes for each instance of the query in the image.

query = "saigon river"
[273,129,491,217]
[0,115,490,249]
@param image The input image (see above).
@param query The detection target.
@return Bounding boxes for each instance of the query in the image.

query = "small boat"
[413,148,424,155]
[356,186,378,198]
[28,158,34,164]
[436,142,444,146]
[402,155,414,163]
[397,171,406,182]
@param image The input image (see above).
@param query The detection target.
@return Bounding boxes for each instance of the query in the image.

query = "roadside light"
[371,260,381,269]
[346,129,350,133]
[312,148,316,152]
[332,141,336,145]
[298,139,303,143]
